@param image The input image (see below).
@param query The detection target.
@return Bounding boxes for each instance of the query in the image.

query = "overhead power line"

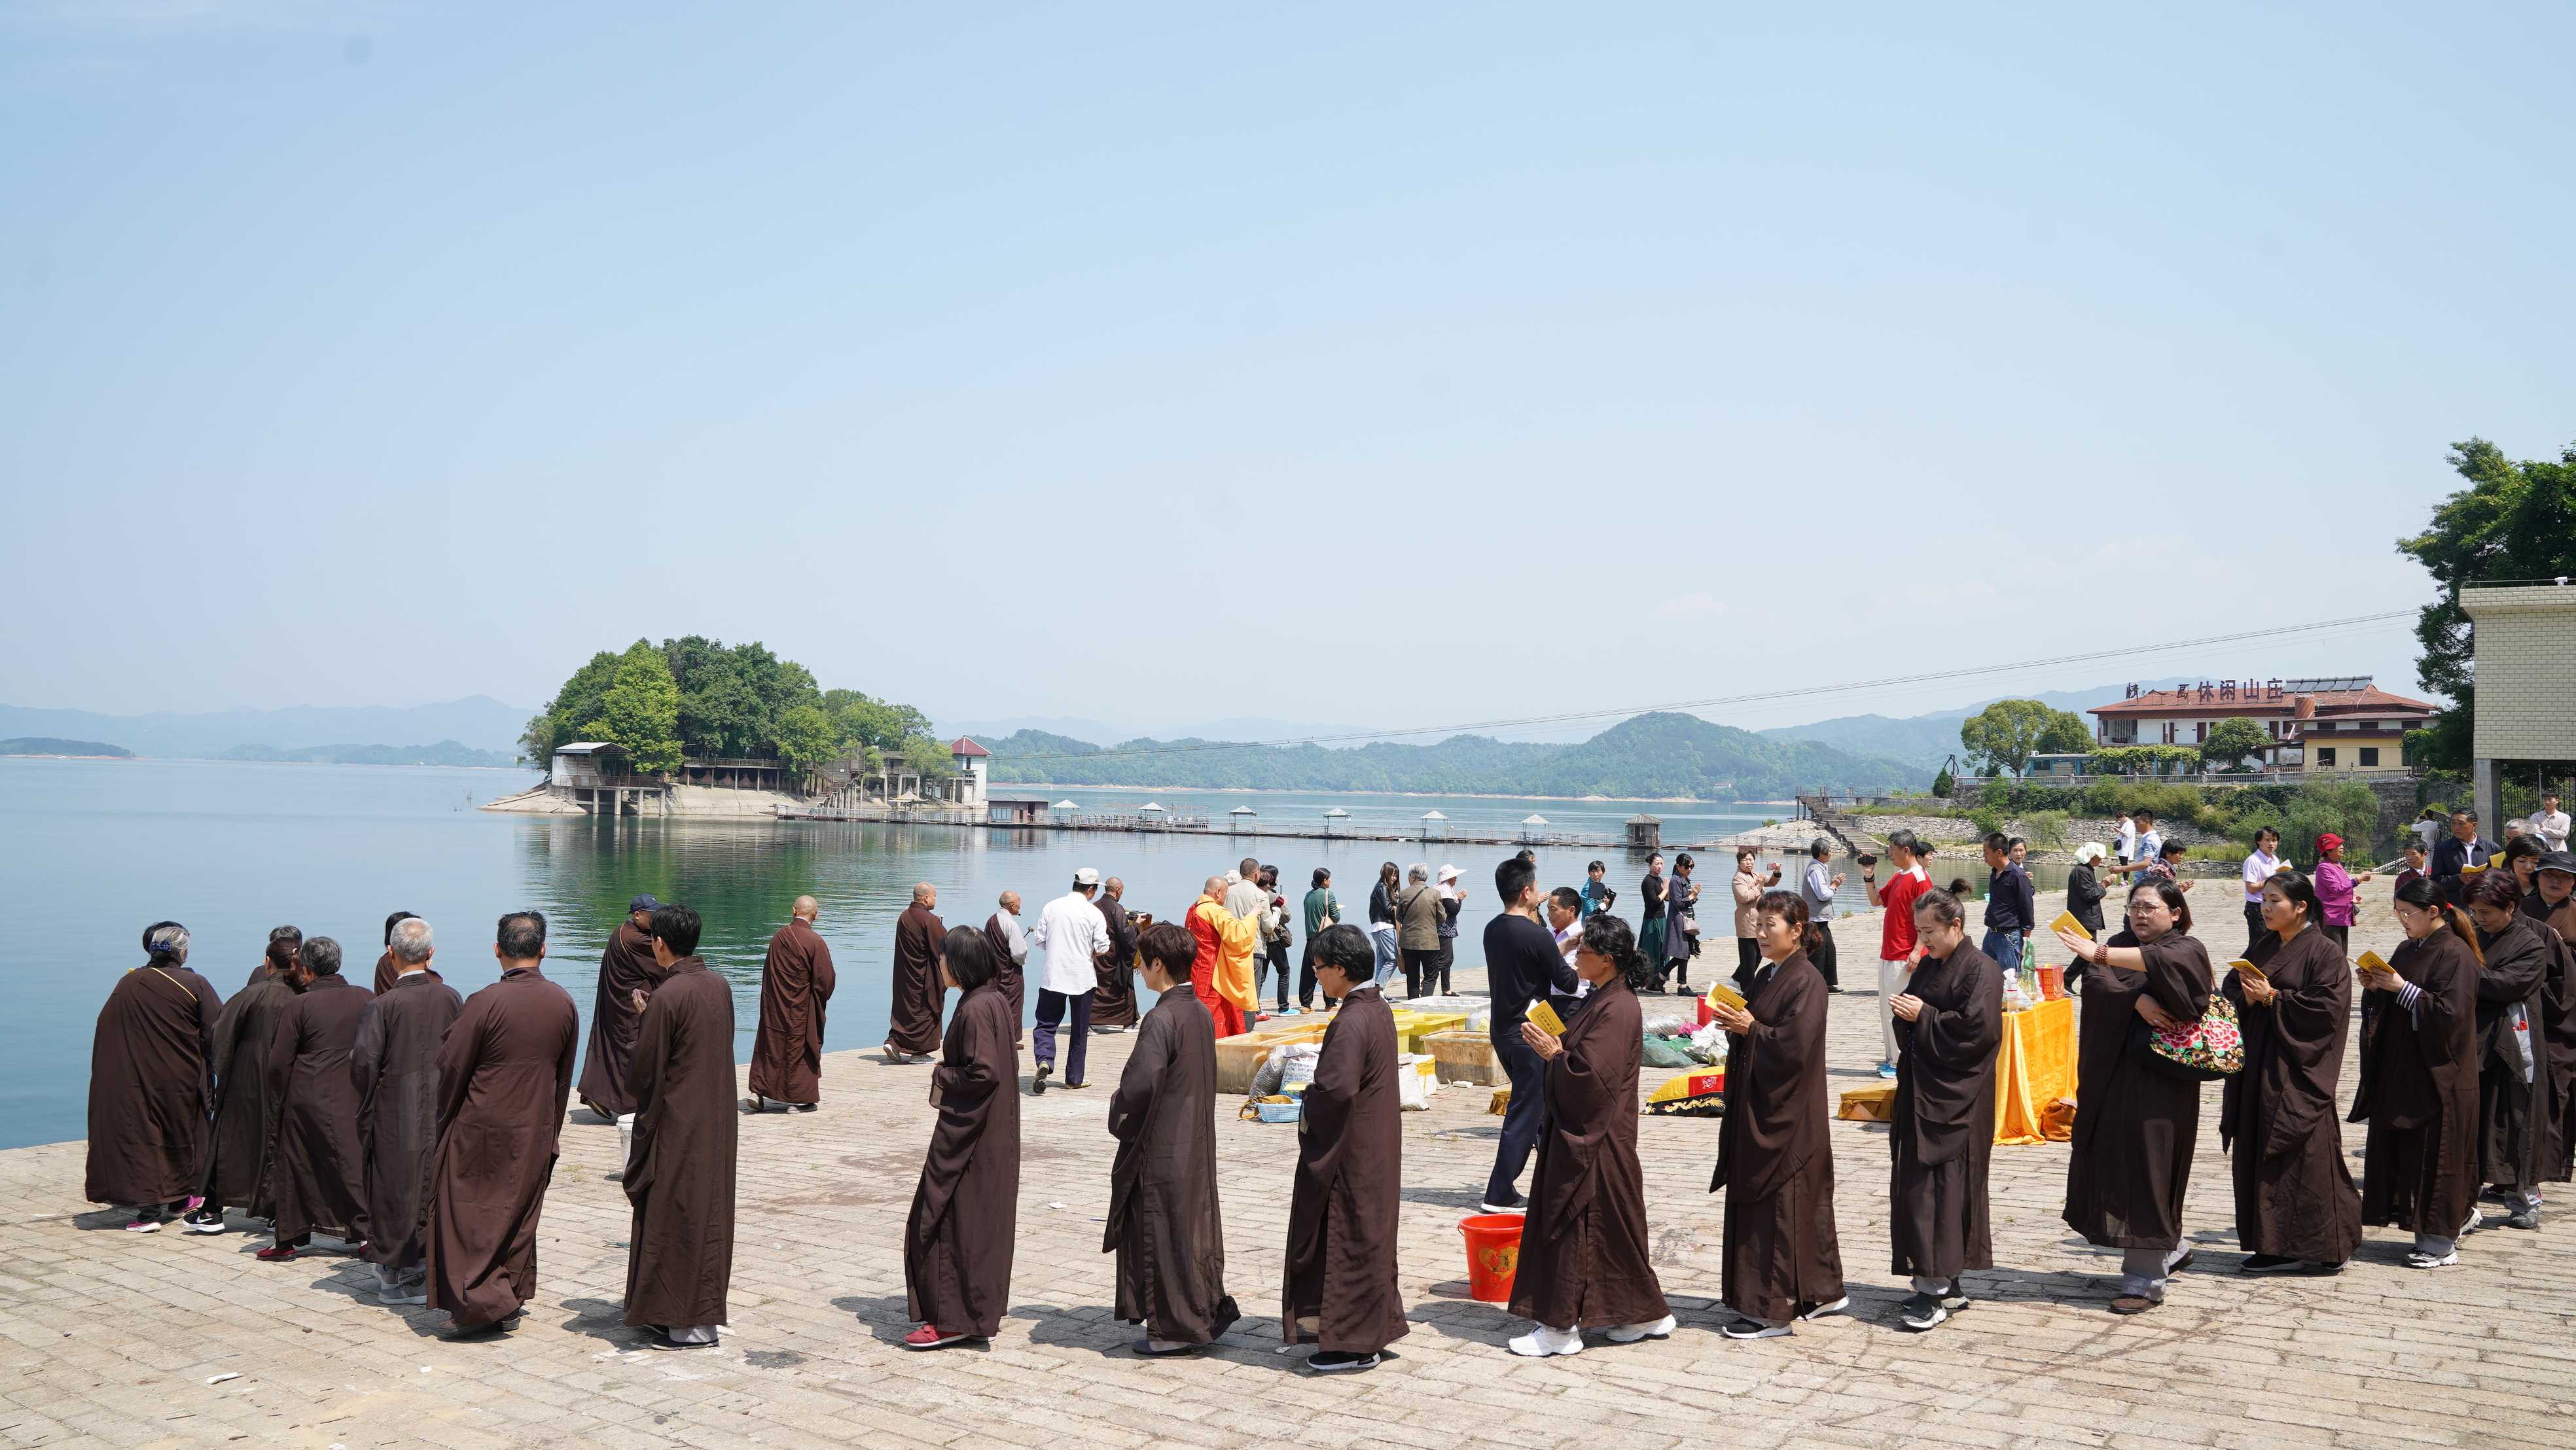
[993,610,2420,762]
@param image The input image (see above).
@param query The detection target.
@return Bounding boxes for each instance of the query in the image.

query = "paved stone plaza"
[5,894,2571,1449]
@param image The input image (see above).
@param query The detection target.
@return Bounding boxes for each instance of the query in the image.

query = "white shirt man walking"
[1030,868,1110,1093]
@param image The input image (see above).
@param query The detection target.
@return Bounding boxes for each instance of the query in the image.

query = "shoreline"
[999,780,1792,807]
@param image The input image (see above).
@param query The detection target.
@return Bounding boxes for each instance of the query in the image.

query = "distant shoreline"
[0,754,528,771]
[1005,780,1793,807]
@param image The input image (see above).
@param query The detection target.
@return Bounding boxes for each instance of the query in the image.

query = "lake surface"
[3,757,1865,1150]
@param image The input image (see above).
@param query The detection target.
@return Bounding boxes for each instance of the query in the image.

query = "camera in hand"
[1855,853,1878,868]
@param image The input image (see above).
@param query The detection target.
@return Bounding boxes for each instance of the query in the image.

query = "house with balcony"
[2086,675,2433,774]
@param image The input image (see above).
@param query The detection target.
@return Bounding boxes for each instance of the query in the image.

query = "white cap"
[1073,867,1101,887]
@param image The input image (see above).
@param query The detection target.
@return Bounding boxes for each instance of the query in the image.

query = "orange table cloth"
[1992,995,2078,1145]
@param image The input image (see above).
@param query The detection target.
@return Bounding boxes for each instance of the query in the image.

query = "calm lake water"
[3,757,1845,1150]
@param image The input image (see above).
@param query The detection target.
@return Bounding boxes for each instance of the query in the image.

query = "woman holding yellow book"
[1704,890,1844,1339]
[2220,872,2361,1275]
[1505,915,1672,1356]
[2351,878,2482,1267]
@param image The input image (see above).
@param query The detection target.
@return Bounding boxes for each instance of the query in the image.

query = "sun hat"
[2073,842,2107,865]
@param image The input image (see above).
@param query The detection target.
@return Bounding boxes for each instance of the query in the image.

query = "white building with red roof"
[948,735,991,807]
[2086,675,2433,774]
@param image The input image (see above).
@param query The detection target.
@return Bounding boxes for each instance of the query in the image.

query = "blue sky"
[4,3,2569,738]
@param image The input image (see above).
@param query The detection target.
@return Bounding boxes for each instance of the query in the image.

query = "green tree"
[772,703,839,777]
[526,649,623,765]
[1960,699,2089,778]
[584,641,684,775]
[2396,437,2576,768]
[2199,716,2270,772]
[899,734,952,780]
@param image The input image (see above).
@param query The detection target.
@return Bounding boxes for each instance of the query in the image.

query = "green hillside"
[986,711,1924,798]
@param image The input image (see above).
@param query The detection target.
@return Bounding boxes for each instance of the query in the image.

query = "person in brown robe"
[370,911,427,995]
[577,896,664,1118]
[2220,872,2362,1273]
[2465,873,2554,1229]
[886,884,948,1062]
[86,921,223,1231]
[2538,853,2576,1183]
[902,928,1019,1349]
[1091,879,1141,1031]
[2352,878,2483,1265]
[1283,925,1408,1371]
[982,893,1029,1048]
[1886,889,2001,1332]
[257,937,372,1260]
[1706,890,1843,1339]
[623,904,738,1349]
[425,910,579,1337]
[351,917,463,1302]
[2050,877,2215,1315]
[1106,922,1239,1354]
[243,925,301,989]
[1507,915,1670,1357]
[188,936,302,1232]
[748,896,836,1111]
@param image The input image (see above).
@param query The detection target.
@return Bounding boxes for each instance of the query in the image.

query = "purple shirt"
[2314,861,2357,927]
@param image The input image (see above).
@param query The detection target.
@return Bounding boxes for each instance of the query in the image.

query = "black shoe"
[2168,1249,2196,1275]
[793,1102,818,1114]
[1032,1065,1050,1095]
[2507,1206,2541,1230]
[2239,1253,2300,1274]
[1306,1350,1379,1373]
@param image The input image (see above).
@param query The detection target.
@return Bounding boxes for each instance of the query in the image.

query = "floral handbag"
[2134,994,2244,1081]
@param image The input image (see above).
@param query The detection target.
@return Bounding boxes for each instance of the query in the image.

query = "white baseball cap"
[1073,867,1101,886]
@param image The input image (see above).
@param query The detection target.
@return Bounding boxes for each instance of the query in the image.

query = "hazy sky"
[6,4,2569,739]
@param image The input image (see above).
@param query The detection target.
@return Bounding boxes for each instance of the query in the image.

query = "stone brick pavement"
[5,894,2571,1448]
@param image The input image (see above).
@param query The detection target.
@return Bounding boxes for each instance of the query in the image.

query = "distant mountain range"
[986,711,1927,798]
[1757,678,2192,771]
[219,741,519,768]
[939,713,1375,747]
[0,696,531,760]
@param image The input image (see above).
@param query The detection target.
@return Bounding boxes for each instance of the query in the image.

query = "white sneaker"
[379,1284,431,1305]
[2403,1249,2458,1269]
[1719,1318,1789,1339]
[1605,1314,1675,1344]
[1795,1296,1850,1321]
[1507,1323,1584,1358]
[1477,1201,1526,1216]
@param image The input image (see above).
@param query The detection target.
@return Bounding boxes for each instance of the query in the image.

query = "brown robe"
[1889,941,2002,1282]
[2533,902,2576,1182]
[904,980,1019,1337]
[265,975,374,1244]
[84,961,223,1208]
[982,913,1028,1038]
[887,904,948,1057]
[202,976,298,1215]
[425,965,579,1330]
[1511,976,1668,1330]
[2064,930,2213,1251]
[352,970,464,1270]
[747,919,835,1105]
[577,921,662,1117]
[2473,917,2552,1191]
[623,957,738,1331]
[1105,985,1236,1342]
[1709,951,1842,1323]
[2350,930,2480,1235]
[1283,985,1408,1354]
[2221,925,2363,1263]
[1091,895,1141,1029]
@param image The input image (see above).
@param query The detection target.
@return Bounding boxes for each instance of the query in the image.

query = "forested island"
[0,737,132,758]
[983,712,1926,800]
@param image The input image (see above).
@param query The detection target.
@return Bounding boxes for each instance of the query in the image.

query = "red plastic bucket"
[1459,1212,1524,1303]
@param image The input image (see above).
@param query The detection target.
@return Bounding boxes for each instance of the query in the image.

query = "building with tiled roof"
[2087,675,2434,773]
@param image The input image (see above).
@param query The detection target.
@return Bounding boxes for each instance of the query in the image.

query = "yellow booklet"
[1704,981,1748,1014]
[2355,949,2390,977]
[2228,957,2268,987]
[1524,999,1565,1036]
[2461,860,2492,875]
[2050,910,2093,942]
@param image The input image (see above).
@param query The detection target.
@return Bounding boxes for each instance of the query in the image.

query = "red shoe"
[255,1244,298,1262]
[903,1324,974,1351]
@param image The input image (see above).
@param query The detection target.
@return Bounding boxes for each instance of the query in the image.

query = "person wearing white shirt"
[2115,813,2139,865]
[1547,887,1590,997]
[2238,826,2283,953]
[2535,792,2571,854]
[1030,868,1111,1093]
